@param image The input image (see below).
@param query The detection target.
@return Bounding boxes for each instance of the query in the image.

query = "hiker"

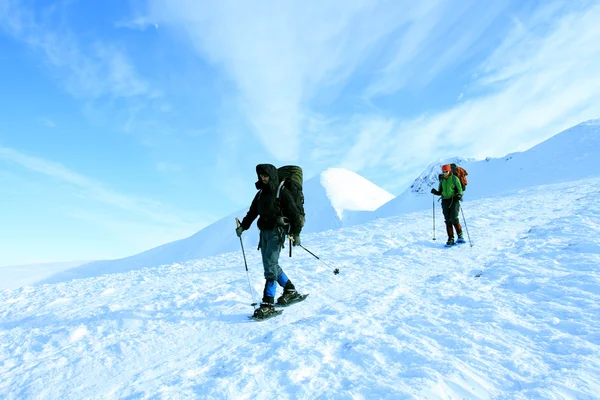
[431,164,464,246]
[236,164,303,318]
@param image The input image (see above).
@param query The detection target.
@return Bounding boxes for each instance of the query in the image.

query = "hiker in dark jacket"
[431,164,464,246]
[236,164,303,319]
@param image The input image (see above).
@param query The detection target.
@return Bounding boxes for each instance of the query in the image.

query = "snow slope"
[40,168,393,285]
[1,176,599,399]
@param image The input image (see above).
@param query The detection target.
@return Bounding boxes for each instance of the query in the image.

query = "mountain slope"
[2,176,600,399]
[368,118,600,220]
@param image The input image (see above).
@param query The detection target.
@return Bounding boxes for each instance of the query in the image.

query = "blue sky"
[1,0,599,266]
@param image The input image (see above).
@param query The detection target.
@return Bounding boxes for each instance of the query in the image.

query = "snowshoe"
[456,238,466,244]
[248,303,283,321]
[276,292,309,307]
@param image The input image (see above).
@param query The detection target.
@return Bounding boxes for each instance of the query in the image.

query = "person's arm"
[240,192,260,230]
[431,181,442,196]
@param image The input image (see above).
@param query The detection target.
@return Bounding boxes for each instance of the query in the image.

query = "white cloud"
[365,0,511,97]
[0,146,209,228]
[0,1,156,100]
[404,1,600,159]
[144,0,443,161]
[141,0,517,166]
[340,117,395,171]
[319,1,600,192]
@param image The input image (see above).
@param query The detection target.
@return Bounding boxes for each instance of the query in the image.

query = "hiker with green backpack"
[431,164,466,246]
[236,164,305,319]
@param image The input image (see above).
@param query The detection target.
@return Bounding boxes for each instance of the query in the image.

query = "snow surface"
[1,176,599,399]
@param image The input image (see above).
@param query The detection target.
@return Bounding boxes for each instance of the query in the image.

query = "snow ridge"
[320,168,394,219]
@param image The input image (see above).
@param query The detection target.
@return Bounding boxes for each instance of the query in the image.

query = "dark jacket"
[240,164,303,235]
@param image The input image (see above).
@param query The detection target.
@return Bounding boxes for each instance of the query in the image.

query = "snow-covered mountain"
[3,119,600,398]
[366,118,600,220]
[41,168,394,284]
[3,175,600,399]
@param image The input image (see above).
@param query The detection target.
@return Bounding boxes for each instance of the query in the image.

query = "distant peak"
[318,168,394,219]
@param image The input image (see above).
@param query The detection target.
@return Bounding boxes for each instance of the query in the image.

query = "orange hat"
[442,164,451,172]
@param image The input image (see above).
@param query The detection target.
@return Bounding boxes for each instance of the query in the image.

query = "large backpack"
[438,163,468,191]
[276,165,306,231]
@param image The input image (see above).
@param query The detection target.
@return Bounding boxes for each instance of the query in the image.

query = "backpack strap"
[276,179,285,199]
[275,180,286,217]
[453,175,461,191]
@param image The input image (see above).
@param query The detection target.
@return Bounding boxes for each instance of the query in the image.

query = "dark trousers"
[260,228,284,303]
[441,198,462,238]
[259,228,284,280]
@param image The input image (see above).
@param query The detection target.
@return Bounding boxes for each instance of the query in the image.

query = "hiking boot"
[446,237,455,246]
[253,303,277,319]
[457,232,464,240]
[277,289,300,305]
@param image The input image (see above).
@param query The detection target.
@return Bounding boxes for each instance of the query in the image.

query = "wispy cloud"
[0,1,155,100]
[144,1,440,161]
[0,146,211,228]
[400,1,600,157]
[0,0,184,161]
[141,0,518,166]
[314,1,600,191]
[365,1,511,97]
[115,16,159,31]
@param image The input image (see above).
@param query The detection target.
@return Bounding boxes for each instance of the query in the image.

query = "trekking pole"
[432,194,436,241]
[459,207,473,247]
[236,218,258,306]
[298,244,340,275]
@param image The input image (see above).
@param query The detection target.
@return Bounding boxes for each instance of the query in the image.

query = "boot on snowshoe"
[252,302,278,319]
[446,237,455,246]
[277,289,301,306]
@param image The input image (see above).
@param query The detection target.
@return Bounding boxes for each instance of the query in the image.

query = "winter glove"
[455,193,463,201]
[431,188,440,195]
[235,225,244,237]
[292,234,301,247]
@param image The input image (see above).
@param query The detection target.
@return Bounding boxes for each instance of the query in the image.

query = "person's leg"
[450,201,461,237]
[442,199,454,245]
[454,221,464,239]
[260,229,283,303]
[277,271,295,291]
